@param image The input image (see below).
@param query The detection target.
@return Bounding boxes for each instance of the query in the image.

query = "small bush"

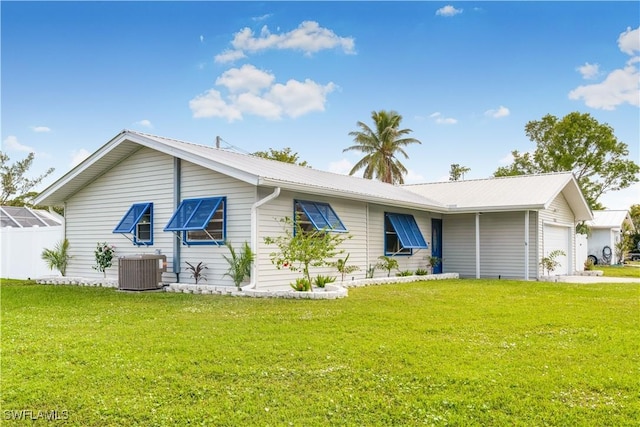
[584,258,595,271]
[396,270,413,277]
[185,261,208,284]
[291,277,311,292]
[313,275,336,288]
[415,268,429,276]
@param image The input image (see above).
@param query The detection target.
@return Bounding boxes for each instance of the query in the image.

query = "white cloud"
[618,26,639,55]
[70,148,90,168]
[215,64,275,94]
[328,158,354,175]
[189,89,243,122]
[31,126,51,133]
[190,65,336,121]
[484,106,510,118]
[214,49,247,64]
[134,119,153,129]
[429,112,457,125]
[3,135,33,152]
[436,5,463,17]
[569,26,640,110]
[577,62,600,80]
[252,14,272,22]
[569,59,639,110]
[215,21,356,63]
[200,35,204,43]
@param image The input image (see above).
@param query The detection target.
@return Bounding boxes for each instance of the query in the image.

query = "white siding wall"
[177,160,256,285]
[366,204,432,278]
[588,229,617,265]
[64,148,175,280]
[443,211,538,279]
[255,191,368,290]
[538,193,577,275]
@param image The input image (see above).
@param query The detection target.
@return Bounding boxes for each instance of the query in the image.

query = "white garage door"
[543,224,570,275]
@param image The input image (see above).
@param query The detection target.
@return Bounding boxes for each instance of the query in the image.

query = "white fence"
[1,226,64,279]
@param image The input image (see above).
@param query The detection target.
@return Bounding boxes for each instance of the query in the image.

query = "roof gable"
[587,210,635,231]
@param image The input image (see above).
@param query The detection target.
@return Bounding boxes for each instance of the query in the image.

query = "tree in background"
[449,164,470,181]
[494,112,639,210]
[629,204,640,254]
[253,147,309,167]
[344,110,421,184]
[1,152,54,206]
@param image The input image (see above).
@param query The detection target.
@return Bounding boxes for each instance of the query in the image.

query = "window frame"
[113,202,154,246]
[294,200,348,234]
[164,197,226,246]
[384,212,428,256]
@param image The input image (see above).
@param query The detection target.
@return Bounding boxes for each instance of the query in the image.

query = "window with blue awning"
[295,200,347,232]
[385,213,428,255]
[164,197,225,244]
[113,202,153,245]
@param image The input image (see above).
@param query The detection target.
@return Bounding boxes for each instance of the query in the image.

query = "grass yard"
[598,264,640,278]
[2,279,638,426]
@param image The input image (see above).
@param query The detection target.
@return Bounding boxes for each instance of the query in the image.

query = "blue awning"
[113,203,152,233]
[297,200,347,232]
[164,197,224,231]
[386,213,428,249]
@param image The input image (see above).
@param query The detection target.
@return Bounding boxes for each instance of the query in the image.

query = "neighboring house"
[33,130,592,289]
[0,206,64,279]
[584,210,635,265]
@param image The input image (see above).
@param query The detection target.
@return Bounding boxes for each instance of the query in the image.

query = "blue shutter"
[164,197,224,231]
[113,203,152,233]
[386,213,428,249]
[297,201,347,232]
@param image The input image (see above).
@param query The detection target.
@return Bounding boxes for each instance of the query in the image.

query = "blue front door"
[431,219,443,274]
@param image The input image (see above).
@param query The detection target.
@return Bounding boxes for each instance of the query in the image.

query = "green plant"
[428,256,441,273]
[540,250,566,275]
[313,275,336,288]
[92,242,115,277]
[290,277,311,292]
[265,215,350,289]
[376,256,399,277]
[584,258,595,271]
[366,264,376,279]
[415,268,429,276]
[333,253,360,283]
[185,261,208,284]
[396,270,413,277]
[40,239,71,276]
[223,241,255,289]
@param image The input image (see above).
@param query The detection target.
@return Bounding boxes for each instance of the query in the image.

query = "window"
[164,197,225,245]
[385,213,428,255]
[294,200,347,233]
[113,203,153,245]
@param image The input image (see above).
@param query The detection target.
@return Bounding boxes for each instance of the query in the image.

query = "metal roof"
[33,130,593,221]
[404,173,593,220]
[586,210,635,231]
[34,130,446,211]
[0,206,63,228]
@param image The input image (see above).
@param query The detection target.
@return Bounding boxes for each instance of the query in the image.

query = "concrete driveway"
[547,275,640,284]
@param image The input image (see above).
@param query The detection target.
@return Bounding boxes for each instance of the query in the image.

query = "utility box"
[118,254,167,291]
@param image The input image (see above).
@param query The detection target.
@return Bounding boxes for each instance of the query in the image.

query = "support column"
[524,210,530,280]
[475,212,480,279]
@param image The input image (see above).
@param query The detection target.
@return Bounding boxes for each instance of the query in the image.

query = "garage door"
[543,224,570,275]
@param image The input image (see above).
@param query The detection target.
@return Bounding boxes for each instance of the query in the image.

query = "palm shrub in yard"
[40,238,71,276]
[223,241,254,289]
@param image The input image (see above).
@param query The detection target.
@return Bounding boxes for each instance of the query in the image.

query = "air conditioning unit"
[118,254,167,291]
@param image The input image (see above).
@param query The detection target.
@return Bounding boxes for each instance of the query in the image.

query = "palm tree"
[343,110,421,184]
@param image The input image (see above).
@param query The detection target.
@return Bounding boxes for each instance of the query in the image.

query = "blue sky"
[2,1,639,209]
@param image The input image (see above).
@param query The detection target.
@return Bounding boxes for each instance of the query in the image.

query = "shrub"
[376,256,399,277]
[41,239,71,276]
[185,261,208,284]
[93,242,115,278]
[223,241,255,289]
[313,275,336,288]
[540,250,566,275]
[584,258,595,271]
[290,277,311,292]
[415,268,429,276]
[333,253,360,283]
[396,270,413,277]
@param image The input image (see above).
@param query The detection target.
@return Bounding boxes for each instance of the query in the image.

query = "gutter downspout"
[173,158,181,282]
[244,187,281,290]
[475,212,480,279]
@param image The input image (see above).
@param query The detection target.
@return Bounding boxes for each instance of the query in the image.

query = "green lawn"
[598,264,640,278]
[2,279,638,426]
